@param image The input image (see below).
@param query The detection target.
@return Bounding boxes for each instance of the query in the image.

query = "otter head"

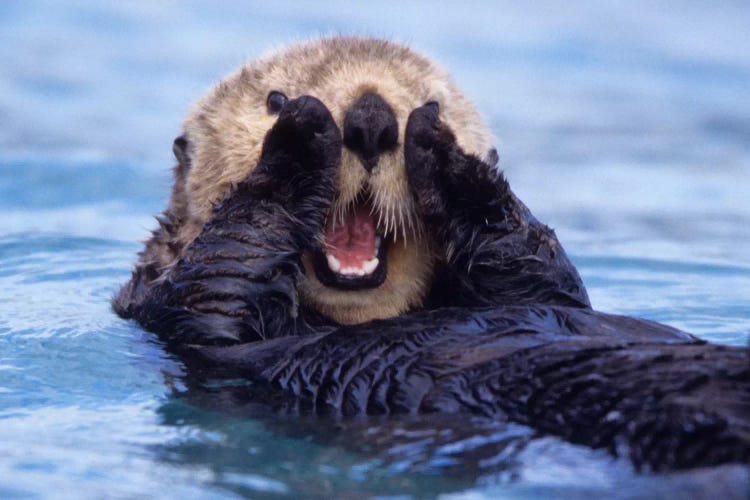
[173,37,495,324]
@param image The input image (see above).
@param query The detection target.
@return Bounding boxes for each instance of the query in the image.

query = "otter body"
[115,37,750,471]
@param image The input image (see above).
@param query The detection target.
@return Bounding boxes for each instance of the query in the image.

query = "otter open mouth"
[312,199,389,290]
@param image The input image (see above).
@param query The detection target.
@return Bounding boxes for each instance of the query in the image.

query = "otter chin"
[300,193,435,324]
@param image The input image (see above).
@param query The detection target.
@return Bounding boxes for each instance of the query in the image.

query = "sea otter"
[115,37,749,471]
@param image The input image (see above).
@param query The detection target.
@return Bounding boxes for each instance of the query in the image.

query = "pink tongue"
[324,205,376,268]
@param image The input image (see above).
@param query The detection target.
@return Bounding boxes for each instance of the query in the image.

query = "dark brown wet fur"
[182,305,750,472]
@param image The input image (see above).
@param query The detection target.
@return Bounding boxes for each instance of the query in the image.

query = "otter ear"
[486,148,499,168]
[115,134,194,316]
[172,134,192,171]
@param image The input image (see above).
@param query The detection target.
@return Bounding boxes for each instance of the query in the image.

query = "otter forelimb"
[121,96,342,346]
[404,103,590,309]
[184,305,750,471]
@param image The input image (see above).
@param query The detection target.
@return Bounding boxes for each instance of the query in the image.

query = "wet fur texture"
[114,37,750,471]
[182,306,750,472]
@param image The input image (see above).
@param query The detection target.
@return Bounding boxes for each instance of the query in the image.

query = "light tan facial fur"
[164,36,495,324]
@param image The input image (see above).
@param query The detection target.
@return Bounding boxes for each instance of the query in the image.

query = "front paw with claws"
[251,95,342,206]
[404,103,454,225]
[404,103,508,228]
[148,96,343,345]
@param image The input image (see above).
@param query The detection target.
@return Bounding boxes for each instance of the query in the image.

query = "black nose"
[343,93,398,172]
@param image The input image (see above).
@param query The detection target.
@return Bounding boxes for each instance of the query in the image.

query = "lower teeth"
[362,257,379,274]
[326,254,341,273]
[326,255,379,276]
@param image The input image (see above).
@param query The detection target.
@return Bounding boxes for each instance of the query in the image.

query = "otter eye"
[425,101,439,114]
[267,91,288,114]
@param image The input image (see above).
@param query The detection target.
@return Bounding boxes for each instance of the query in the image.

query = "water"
[1,1,749,498]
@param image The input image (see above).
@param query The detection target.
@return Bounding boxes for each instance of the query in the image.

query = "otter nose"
[343,93,398,172]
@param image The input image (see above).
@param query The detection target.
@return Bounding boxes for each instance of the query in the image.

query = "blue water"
[1,1,749,498]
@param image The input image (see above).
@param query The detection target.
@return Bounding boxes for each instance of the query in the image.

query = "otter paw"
[407,103,507,216]
[241,95,342,220]
[405,101,457,151]
[261,95,342,175]
[404,103,456,222]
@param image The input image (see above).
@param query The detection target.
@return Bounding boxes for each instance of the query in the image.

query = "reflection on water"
[0,1,748,498]
[153,383,749,498]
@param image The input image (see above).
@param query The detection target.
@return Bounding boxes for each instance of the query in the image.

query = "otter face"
[177,37,495,324]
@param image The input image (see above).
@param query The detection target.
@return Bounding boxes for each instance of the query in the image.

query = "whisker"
[399,206,407,246]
